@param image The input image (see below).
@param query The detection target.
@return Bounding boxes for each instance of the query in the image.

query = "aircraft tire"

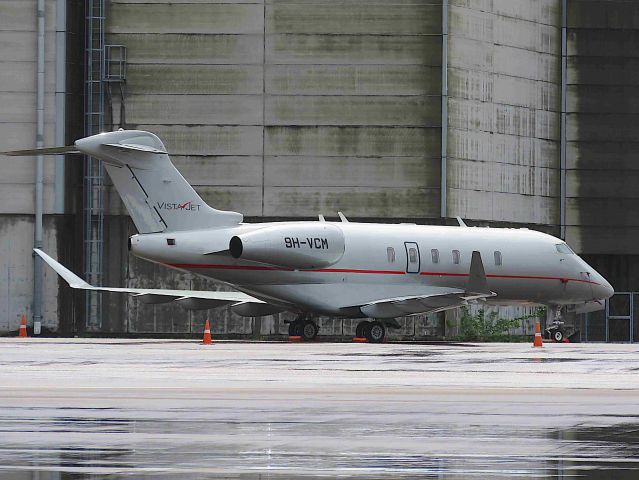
[356,321,370,338]
[553,329,564,343]
[367,321,386,343]
[301,319,319,341]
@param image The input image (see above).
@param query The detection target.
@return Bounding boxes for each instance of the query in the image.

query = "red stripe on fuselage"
[313,268,406,275]
[166,263,600,285]
[170,263,292,271]
[168,264,404,275]
[420,271,600,285]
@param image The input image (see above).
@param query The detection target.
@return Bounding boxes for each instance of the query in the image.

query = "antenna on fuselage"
[337,212,349,223]
[318,214,325,222]
[456,216,468,227]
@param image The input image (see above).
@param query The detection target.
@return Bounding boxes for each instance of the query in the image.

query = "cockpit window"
[555,243,574,254]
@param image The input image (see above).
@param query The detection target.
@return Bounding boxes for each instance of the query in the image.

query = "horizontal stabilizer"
[104,143,167,154]
[1,146,80,156]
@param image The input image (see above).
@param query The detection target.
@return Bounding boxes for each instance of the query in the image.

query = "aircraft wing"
[357,290,492,318]
[34,249,266,310]
[356,250,496,318]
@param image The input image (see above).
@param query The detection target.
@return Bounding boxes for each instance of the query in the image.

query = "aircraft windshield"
[555,243,574,254]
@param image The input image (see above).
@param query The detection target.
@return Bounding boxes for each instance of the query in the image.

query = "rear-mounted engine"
[229,223,345,270]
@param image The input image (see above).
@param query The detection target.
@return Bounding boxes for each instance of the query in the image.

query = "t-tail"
[4,130,243,233]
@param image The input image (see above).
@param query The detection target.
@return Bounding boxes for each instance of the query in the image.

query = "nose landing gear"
[544,305,577,342]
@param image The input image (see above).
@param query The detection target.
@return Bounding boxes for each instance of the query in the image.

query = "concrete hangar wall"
[0,0,74,334]
[92,0,562,337]
[0,0,635,340]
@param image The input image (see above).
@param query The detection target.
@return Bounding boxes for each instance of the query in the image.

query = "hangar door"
[580,293,636,342]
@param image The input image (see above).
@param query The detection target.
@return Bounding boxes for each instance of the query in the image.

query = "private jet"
[5,130,614,342]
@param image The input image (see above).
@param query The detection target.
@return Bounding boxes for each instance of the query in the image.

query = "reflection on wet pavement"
[0,340,638,479]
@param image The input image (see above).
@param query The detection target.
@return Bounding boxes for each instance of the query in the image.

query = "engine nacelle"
[229,223,345,270]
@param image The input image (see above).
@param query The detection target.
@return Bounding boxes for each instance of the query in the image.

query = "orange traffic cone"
[18,314,28,338]
[202,319,212,345]
[533,321,543,348]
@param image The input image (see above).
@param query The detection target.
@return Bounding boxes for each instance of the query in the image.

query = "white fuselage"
[11,130,614,323]
[129,222,614,317]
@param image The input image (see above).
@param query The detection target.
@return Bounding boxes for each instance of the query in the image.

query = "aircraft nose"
[595,275,614,299]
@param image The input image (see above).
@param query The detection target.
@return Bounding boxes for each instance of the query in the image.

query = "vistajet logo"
[156,200,201,211]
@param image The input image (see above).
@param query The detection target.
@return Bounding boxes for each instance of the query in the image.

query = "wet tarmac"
[0,339,638,479]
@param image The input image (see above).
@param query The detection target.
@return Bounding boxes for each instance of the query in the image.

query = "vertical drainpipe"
[560,0,567,240]
[440,0,449,220]
[54,0,66,214]
[34,0,46,333]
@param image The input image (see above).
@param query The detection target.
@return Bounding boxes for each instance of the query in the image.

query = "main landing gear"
[288,315,319,341]
[355,320,386,343]
[286,316,392,343]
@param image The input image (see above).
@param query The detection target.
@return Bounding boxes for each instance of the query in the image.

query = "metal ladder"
[84,0,106,330]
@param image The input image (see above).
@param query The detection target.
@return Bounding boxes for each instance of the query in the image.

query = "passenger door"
[404,242,420,274]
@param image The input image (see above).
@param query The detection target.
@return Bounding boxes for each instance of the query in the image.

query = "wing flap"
[360,290,467,318]
[134,293,180,304]
[359,290,496,318]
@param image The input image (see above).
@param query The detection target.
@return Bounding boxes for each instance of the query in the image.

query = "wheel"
[356,321,370,338]
[300,319,319,341]
[288,321,301,336]
[366,321,386,343]
[553,329,564,343]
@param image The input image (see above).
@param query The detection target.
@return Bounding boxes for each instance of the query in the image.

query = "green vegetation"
[448,306,546,342]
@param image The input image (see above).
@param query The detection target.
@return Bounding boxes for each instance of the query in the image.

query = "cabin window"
[387,247,396,263]
[408,247,418,264]
[452,249,460,264]
[555,243,574,254]
[166,238,176,246]
[494,250,502,266]
[431,248,439,264]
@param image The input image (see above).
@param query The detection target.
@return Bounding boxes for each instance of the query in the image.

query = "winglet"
[467,251,490,295]
[34,249,93,290]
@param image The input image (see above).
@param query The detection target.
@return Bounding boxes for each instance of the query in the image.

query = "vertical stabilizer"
[75,130,242,233]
